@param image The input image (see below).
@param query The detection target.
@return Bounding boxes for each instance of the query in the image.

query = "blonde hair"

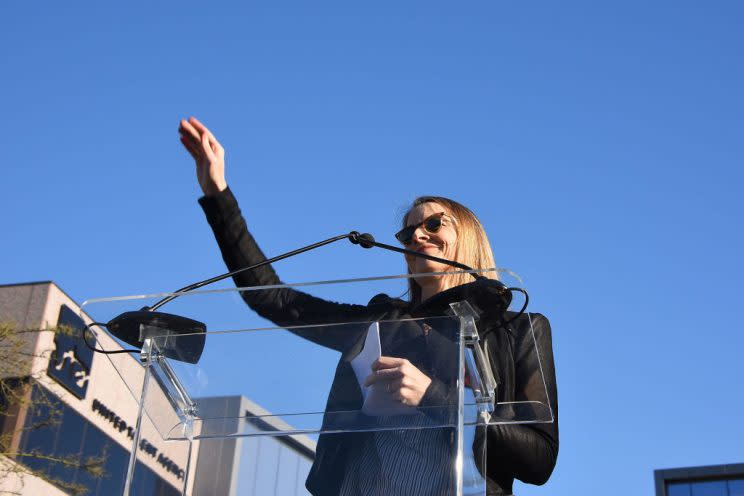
[403,196,497,304]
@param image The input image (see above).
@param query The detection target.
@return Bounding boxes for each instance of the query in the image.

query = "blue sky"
[2,2,743,495]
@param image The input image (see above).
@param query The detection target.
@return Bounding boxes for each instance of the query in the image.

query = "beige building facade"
[0,282,193,495]
[0,281,316,496]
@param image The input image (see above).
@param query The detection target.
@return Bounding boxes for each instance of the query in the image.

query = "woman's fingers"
[188,116,208,132]
[365,356,413,385]
[179,130,199,149]
[364,356,432,406]
[179,135,200,160]
[189,116,220,146]
[364,359,416,386]
[179,119,201,142]
[180,117,223,150]
[183,117,224,158]
[372,356,406,371]
[364,364,404,386]
[179,126,202,158]
[201,131,218,162]
[387,378,405,391]
[212,135,225,157]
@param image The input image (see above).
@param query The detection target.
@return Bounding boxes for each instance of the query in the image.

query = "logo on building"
[47,305,94,399]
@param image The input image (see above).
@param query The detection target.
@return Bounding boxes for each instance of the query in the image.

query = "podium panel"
[81,271,553,495]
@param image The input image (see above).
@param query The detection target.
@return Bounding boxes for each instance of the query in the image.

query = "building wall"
[0,282,192,494]
[0,282,52,379]
[1,281,317,496]
[192,395,316,496]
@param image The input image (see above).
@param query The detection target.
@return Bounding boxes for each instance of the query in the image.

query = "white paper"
[351,322,417,416]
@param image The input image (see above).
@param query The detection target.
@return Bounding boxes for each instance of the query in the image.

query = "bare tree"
[0,322,106,496]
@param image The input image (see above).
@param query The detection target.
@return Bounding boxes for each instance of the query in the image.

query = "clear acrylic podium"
[81,271,554,496]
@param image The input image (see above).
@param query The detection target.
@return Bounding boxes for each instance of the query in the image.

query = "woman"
[179,117,559,496]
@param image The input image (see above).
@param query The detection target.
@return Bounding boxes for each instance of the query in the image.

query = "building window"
[15,384,179,496]
[665,478,744,496]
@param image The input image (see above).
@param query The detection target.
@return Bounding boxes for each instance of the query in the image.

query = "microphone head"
[349,231,375,249]
[358,232,375,249]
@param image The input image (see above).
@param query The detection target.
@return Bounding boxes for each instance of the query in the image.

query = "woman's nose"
[410,226,429,244]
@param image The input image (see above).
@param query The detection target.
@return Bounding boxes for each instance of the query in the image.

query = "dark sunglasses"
[395,212,450,245]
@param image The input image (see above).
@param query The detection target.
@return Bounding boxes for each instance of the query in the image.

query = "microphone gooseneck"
[148,233,354,312]
[95,229,529,364]
[96,232,357,363]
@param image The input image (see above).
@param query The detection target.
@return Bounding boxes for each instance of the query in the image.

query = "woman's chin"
[411,265,451,287]
[410,261,448,275]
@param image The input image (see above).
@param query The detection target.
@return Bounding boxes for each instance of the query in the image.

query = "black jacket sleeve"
[199,188,380,352]
[484,313,559,486]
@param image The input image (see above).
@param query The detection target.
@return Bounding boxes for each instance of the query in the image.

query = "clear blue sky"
[2,2,743,495]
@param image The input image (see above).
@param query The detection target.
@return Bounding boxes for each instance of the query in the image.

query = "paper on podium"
[351,322,418,416]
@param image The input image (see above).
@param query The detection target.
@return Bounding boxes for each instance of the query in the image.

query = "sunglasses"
[395,212,451,245]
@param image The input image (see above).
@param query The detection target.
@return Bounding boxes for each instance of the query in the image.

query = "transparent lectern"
[81,271,554,496]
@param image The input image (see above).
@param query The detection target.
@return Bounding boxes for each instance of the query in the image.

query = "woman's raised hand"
[178,117,227,196]
[364,357,433,407]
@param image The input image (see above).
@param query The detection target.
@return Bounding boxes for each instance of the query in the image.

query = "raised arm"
[179,117,380,351]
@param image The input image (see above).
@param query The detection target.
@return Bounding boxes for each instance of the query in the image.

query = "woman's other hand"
[364,356,432,407]
[179,117,227,196]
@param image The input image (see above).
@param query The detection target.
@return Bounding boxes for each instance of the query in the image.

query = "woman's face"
[402,202,459,275]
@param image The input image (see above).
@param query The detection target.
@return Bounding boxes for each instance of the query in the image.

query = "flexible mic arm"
[148,230,480,313]
[147,233,352,312]
[98,230,525,364]
[98,232,355,363]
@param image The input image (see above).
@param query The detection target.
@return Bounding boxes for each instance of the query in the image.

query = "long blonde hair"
[403,196,497,304]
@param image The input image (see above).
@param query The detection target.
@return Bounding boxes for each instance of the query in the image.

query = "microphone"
[96,230,527,363]
[347,232,528,323]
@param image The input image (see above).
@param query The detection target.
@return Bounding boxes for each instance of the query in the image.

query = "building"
[654,463,744,496]
[0,281,315,495]
[193,395,315,495]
